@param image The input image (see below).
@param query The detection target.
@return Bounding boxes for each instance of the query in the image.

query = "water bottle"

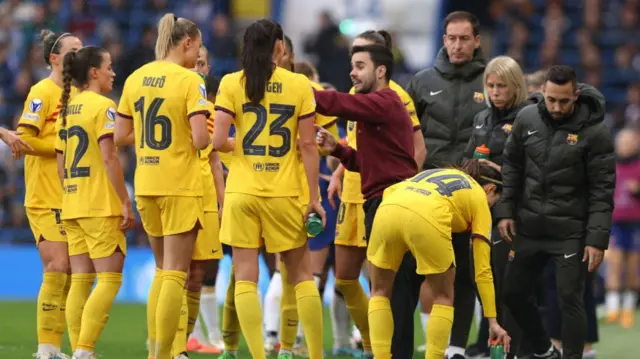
[490,341,505,359]
[474,144,491,160]
[306,213,324,237]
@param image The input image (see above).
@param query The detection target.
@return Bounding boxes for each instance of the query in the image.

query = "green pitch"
[0,302,637,359]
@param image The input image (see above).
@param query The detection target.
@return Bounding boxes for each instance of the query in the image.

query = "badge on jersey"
[24,98,43,121]
[199,83,207,99]
[105,107,116,129]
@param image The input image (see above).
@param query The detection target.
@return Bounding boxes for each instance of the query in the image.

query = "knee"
[558,287,584,309]
[44,257,70,273]
[186,264,206,292]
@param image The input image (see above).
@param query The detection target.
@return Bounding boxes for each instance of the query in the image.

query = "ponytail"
[241,19,284,104]
[356,29,393,50]
[155,13,201,60]
[457,159,503,190]
[60,52,77,127]
[376,30,393,50]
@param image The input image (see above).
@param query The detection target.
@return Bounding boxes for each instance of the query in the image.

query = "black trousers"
[503,237,587,359]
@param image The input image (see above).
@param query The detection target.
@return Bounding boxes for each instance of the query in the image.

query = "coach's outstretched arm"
[313,88,401,123]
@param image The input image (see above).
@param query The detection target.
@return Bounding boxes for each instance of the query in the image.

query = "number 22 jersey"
[117,61,210,197]
[215,67,316,197]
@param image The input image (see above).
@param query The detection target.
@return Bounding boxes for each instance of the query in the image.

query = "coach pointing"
[496,66,615,359]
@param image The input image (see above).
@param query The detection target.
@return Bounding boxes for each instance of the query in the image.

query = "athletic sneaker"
[292,336,308,357]
[332,346,358,356]
[621,310,635,329]
[355,351,374,359]
[173,353,189,359]
[533,346,562,358]
[34,353,71,359]
[583,349,597,359]
[186,337,203,352]
[277,353,294,359]
[449,354,466,359]
[264,335,280,355]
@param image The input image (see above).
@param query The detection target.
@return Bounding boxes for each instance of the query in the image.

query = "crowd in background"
[0,0,639,249]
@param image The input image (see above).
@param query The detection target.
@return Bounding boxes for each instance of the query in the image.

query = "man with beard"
[402,11,487,359]
[496,65,615,359]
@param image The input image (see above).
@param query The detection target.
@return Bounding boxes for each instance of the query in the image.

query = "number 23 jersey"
[215,67,316,197]
[117,61,209,197]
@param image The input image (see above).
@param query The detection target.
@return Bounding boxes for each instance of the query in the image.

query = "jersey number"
[411,169,471,196]
[242,103,293,157]
[60,126,90,178]
[135,97,172,150]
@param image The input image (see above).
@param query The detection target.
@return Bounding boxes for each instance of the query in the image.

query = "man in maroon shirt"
[314,43,417,244]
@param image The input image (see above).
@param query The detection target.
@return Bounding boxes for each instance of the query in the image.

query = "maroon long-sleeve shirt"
[314,87,417,200]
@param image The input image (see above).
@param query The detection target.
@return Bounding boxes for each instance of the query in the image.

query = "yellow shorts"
[334,202,366,247]
[136,196,204,237]
[193,211,223,261]
[220,193,306,253]
[26,207,66,245]
[64,217,127,258]
[367,204,455,275]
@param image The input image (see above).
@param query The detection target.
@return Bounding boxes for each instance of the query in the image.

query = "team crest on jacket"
[473,92,485,104]
[348,121,355,131]
[502,124,513,134]
[567,133,578,145]
[508,250,515,261]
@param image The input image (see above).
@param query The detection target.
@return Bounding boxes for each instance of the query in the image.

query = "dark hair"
[40,30,72,65]
[544,65,577,90]
[61,46,107,126]
[204,74,220,96]
[356,30,393,50]
[443,11,480,37]
[284,35,294,54]
[351,44,394,81]
[294,61,318,80]
[155,13,201,60]
[242,18,284,104]
[458,159,502,192]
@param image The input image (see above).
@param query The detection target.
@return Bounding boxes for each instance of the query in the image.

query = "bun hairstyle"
[60,46,107,126]
[241,18,284,104]
[40,29,72,65]
[458,159,503,192]
[356,30,393,50]
[155,13,201,60]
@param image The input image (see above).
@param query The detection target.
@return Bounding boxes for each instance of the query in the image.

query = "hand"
[0,129,33,160]
[120,201,135,231]
[583,245,604,272]
[498,219,516,243]
[305,200,326,228]
[625,180,640,193]
[327,172,342,210]
[488,319,511,353]
[315,125,337,153]
[478,158,502,172]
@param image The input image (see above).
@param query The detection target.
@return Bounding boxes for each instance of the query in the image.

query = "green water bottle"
[474,144,491,160]
[306,213,324,237]
[490,341,505,359]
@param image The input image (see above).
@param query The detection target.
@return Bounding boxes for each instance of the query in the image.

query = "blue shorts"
[309,196,339,251]
[611,223,640,251]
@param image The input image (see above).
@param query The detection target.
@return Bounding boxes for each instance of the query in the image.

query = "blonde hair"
[155,13,201,60]
[483,56,528,109]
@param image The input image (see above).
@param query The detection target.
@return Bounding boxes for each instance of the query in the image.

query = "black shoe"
[529,346,561,359]
[450,355,466,359]
[466,343,490,358]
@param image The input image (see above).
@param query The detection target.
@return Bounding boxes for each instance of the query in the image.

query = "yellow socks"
[222,268,240,353]
[155,270,187,359]
[295,280,323,359]
[234,281,265,359]
[55,274,71,343]
[147,268,162,358]
[426,304,454,359]
[335,278,371,351]
[37,272,67,349]
[368,296,393,359]
[186,290,201,336]
[171,291,188,357]
[66,273,96,352]
[279,263,298,351]
[76,273,122,352]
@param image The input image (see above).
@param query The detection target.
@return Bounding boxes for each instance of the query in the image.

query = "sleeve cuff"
[17,123,40,136]
[215,105,235,117]
[188,110,210,119]
[55,149,63,154]
[586,232,610,250]
[299,111,315,120]
[116,112,133,119]
[472,234,491,246]
[331,143,347,158]
[98,133,114,142]
[412,125,421,131]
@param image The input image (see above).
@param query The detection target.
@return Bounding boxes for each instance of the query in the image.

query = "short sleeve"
[55,118,66,154]
[18,87,49,135]
[299,78,316,120]
[97,100,117,142]
[186,73,210,119]
[470,190,492,245]
[116,78,133,119]
[398,89,421,129]
[214,74,236,117]
[206,101,215,136]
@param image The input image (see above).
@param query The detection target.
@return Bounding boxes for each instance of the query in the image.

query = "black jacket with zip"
[406,47,486,169]
[463,101,530,166]
[493,84,615,249]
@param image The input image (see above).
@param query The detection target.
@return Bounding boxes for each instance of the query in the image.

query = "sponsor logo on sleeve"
[29,99,43,113]
[106,107,116,121]
[199,83,207,99]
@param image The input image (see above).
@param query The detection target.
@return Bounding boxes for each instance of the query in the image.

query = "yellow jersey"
[341,80,421,204]
[200,100,218,212]
[215,67,315,197]
[382,168,496,317]
[117,61,209,197]
[17,79,68,209]
[55,91,123,220]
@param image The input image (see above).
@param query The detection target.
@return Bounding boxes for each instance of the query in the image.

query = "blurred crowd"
[1,0,639,248]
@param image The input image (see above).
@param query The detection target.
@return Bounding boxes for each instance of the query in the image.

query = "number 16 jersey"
[215,67,316,197]
[117,61,210,197]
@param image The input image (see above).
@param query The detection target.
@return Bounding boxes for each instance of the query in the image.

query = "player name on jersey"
[142,76,166,88]
[266,81,282,94]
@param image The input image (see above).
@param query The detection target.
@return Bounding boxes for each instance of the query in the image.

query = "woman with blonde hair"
[461,55,530,359]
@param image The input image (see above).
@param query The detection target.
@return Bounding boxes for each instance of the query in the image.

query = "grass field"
[0,302,638,359]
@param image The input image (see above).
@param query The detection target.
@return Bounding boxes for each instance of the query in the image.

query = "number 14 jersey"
[215,67,316,197]
[117,60,210,197]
